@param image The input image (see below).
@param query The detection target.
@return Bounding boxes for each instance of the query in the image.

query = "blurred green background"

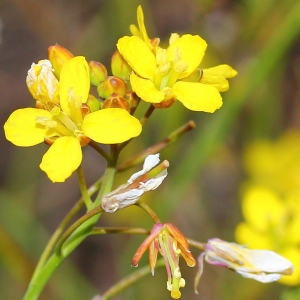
[1,0,300,299]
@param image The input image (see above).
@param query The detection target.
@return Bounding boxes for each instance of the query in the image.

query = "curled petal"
[128,153,160,183]
[167,34,207,79]
[40,136,82,182]
[117,36,156,80]
[172,81,222,112]
[82,108,142,144]
[132,223,163,267]
[59,56,90,116]
[200,65,238,92]
[130,73,165,103]
[4,108,54,146]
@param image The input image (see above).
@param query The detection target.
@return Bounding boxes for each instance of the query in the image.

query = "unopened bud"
[89,61,108,86]
[48,44,74,79]
[97,76,127,99]
[26,60,59,105]
[86,94,101,112]
[102,93,130,112]
[111,50,132,81]
[125,91,140,111]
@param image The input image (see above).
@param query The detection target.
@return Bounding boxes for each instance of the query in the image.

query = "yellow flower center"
[154,47,188,91]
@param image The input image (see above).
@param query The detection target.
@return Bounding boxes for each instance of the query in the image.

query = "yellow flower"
[4,56,142,182]
[117,6,237,112]
[235,185,300,285]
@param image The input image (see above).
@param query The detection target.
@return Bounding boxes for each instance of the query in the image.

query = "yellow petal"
[117,36,156,80]
[40,136,82,182]
[130,73,165,103]
[4,108,53,146]
[167,34,207,79]
[200,65,238,92]
[242,186,283,231]
[59,56,90,116]
[172,81,222,112]
[82,108,142,144]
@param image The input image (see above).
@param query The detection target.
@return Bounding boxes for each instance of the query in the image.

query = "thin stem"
[101,258,165,300]
[30,177,103,282]
[91,227,150,235]
[55,205,104,256]
[140,104,155,126]
[89,140,111,163]
[77,165,93,209]
[118,120,196,172]
[187,238,206,251]
[134,202,161,223]
[31,197,85,282]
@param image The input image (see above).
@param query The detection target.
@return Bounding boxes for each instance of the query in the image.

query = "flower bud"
[48,44,74,79]
[26,59,59,105]
[89,61,108,87]
[86,94,101,112]
[102,93,130,112]
[97,76,127,99]
[125,91,140,111]
[111,50,132,81]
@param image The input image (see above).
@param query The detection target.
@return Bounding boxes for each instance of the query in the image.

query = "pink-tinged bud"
[89,61,108,87]
[102,93,130,112]
[97,76,127,99]
[86,94,101,112]
[48,44,74,79]
[111,50,132,81]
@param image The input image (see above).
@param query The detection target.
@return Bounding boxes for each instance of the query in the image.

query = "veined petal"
[200,65,238,92]
[60,56,90,116]
[167,34,207,79]
[40,136,82,182]
[82,108,142,144]
[172,81,222,112]
[130,73,165,103]
[4,108,53,146]
[117,36,156,80]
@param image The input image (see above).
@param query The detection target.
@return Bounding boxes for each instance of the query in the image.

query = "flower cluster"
[4,51,141,182]
[4,4,293,300]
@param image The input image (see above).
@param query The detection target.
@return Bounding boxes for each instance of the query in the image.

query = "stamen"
[169,33,180,45]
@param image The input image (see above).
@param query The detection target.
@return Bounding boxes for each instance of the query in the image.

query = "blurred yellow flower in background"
[236,131,300,285]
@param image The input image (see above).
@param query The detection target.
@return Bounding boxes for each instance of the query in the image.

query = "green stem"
[23,149,119,300]
[91,227,150,235]
[55,206,104,256]
[77,165,93,209]
[101,258,165,300]
[140,104,155,126]
[135,202,161,223]
[30,197,85,282]
[117,120,196,172]
[89,140,111,163]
